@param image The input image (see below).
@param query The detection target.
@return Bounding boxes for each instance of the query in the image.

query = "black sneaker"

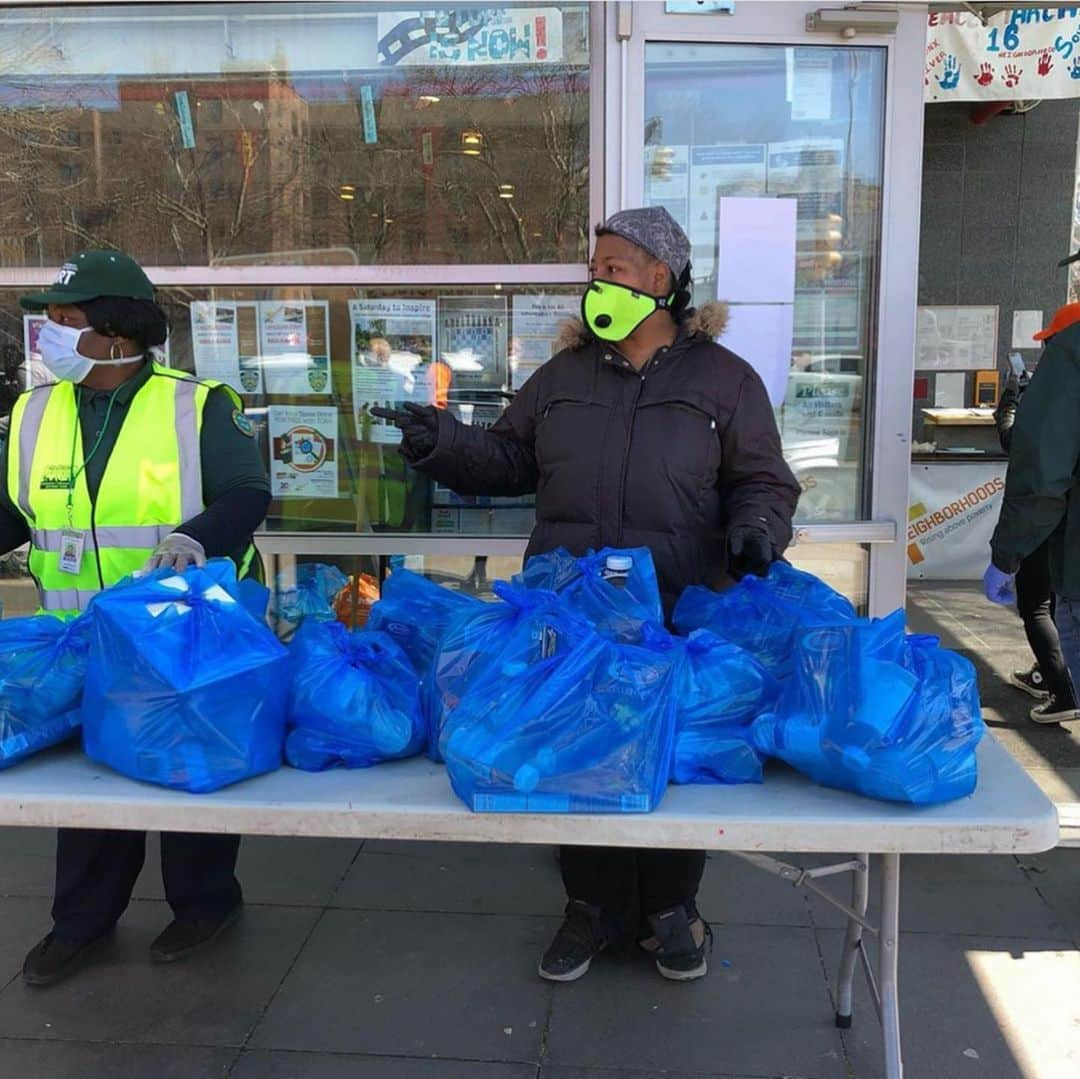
[538,900,608,982]
[22,930,111,987]
[639,905,712,982]
[1010,666,1050,700]
[1030,696,1080,725]
[150,904,243,963]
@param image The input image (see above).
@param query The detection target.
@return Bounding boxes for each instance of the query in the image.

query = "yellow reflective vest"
[6,364,246,618]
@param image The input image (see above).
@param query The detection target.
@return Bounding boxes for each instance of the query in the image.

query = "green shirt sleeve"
[199,387,270,503]
[991,332,1080,568]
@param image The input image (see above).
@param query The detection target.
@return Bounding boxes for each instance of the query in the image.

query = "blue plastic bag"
[751,611,984,804]
[514,547,663,639]
[367,570,480,757]
[671,630,775,785]
[285,621,425,770]
[269,562,347,638]
[674,562,857,678]
[82,561,288,793]
[0,614,89,768]
[427,583,563,761]
[441,602,678,814]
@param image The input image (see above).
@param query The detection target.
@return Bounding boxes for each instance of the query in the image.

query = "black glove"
[370,402,438,459]
[727,524,773,580]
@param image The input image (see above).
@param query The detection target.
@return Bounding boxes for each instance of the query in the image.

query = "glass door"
[610,2,927,614]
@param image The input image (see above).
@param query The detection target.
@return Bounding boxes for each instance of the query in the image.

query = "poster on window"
[688,145,768,278]
[21,314,49,389]
[907,462,1007,580]
[376,8,563,66]
[190,301,263,394]
[510,294,578,389]
[267,404,338,498]
[926,8,1080,102]
[437,296,508,390]
[349,299,437,443]
[258,301,332,396]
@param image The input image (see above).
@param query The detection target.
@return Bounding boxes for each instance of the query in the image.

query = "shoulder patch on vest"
[232,410,255,437]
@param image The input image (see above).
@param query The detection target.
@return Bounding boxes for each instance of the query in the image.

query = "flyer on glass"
[436,296,508,390]
[510,294,578,389]
[267,404,338,498]
[349,298,437,442]
[22,314,49,389]
[191,301,263,394]
[259,301,332,395]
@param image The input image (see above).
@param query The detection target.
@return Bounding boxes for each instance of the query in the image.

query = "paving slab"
[1018,846,1080,882]
[818,929,1080,1079]
[540,1071,760,1079]
[806,872,1070,940]
[231,1051,537,1079]
[333,841,565,916]
[699,852,812,928]
[250,909,550,1062]
[0,897,54,985]
[1031,885,1080,947]
[131,834,361,907]
[544,924,846,1078]
[0,901,319,1046]
[541,1068,761,1079]
[0,1038,233,1079]
[0,828,55,900]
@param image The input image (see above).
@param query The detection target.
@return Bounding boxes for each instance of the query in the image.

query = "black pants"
[1016,540,1076,705]
[52,829,242,944]
[559,845,706,937]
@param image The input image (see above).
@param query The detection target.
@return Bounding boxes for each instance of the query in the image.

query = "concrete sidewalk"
[0,583,1074,1078]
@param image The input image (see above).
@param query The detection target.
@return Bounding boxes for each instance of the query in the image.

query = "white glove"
[143,533,207,573]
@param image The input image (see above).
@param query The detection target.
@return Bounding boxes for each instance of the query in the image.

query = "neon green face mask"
[581,279,673,343]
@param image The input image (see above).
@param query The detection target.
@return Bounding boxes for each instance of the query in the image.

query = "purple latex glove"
[983,563,1016,606]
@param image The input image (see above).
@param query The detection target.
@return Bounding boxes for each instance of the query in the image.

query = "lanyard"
[67,386,120,527]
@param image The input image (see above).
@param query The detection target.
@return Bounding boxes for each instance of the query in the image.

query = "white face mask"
[37,320,143,384]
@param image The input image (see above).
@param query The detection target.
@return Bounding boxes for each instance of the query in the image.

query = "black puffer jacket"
[411,302,801,614]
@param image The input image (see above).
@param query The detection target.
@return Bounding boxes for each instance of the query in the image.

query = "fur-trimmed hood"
[552,300,730,354]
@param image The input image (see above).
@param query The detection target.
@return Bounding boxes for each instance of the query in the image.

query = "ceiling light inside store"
[498,184,515,199]
[419,94,441,104]
[462,130,484,155]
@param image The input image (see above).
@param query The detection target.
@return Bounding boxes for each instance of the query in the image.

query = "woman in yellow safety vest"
[0,250,271,987]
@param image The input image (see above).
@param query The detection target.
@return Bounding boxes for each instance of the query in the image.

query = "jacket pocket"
[534,396,611,527]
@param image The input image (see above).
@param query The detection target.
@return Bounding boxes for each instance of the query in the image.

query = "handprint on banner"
[1072,57,1080,79]
[976,62,995,87]
[1038,52,1054,76]
[937,55,961,91]
[1004,65,1022,88]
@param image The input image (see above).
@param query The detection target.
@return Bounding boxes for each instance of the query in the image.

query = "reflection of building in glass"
[0,45,590,267]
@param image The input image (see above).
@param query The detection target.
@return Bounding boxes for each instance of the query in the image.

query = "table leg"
[880,852,903,1079]
[835,851,870,1029]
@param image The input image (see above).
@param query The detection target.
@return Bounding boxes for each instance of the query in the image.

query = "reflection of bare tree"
[0,49,588,267]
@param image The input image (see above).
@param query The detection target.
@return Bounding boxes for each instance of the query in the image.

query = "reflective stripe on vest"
[6,365,221,616]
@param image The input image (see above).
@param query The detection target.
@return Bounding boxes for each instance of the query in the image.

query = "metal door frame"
[606,0,926,616]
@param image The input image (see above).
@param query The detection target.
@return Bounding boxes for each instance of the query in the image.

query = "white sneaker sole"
[1009,673,1050,700]
[656,958,708,982]
[538,956,592,982]
[1030,708,1080,725]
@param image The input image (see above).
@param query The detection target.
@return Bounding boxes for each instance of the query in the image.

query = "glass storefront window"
[0,284,580,537]
[0,3,591,267]
[643,43,885,524]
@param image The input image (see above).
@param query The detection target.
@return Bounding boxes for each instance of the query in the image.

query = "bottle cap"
[605,554,634,574]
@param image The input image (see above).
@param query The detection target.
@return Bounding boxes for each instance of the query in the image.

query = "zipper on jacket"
[614,370,647,547]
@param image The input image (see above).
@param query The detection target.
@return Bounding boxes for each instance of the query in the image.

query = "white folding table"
[0,733,1058,1079]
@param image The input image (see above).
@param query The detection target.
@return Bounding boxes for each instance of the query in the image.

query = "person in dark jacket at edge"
[0,251,271,986]
[373,207,801,984]
[985,301,1080,725]
[993,352,1079,723]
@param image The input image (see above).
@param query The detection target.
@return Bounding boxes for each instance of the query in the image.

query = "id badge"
[58,529,86,576]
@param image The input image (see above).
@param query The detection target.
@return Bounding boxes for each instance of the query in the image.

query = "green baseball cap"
[19,249,155,310]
